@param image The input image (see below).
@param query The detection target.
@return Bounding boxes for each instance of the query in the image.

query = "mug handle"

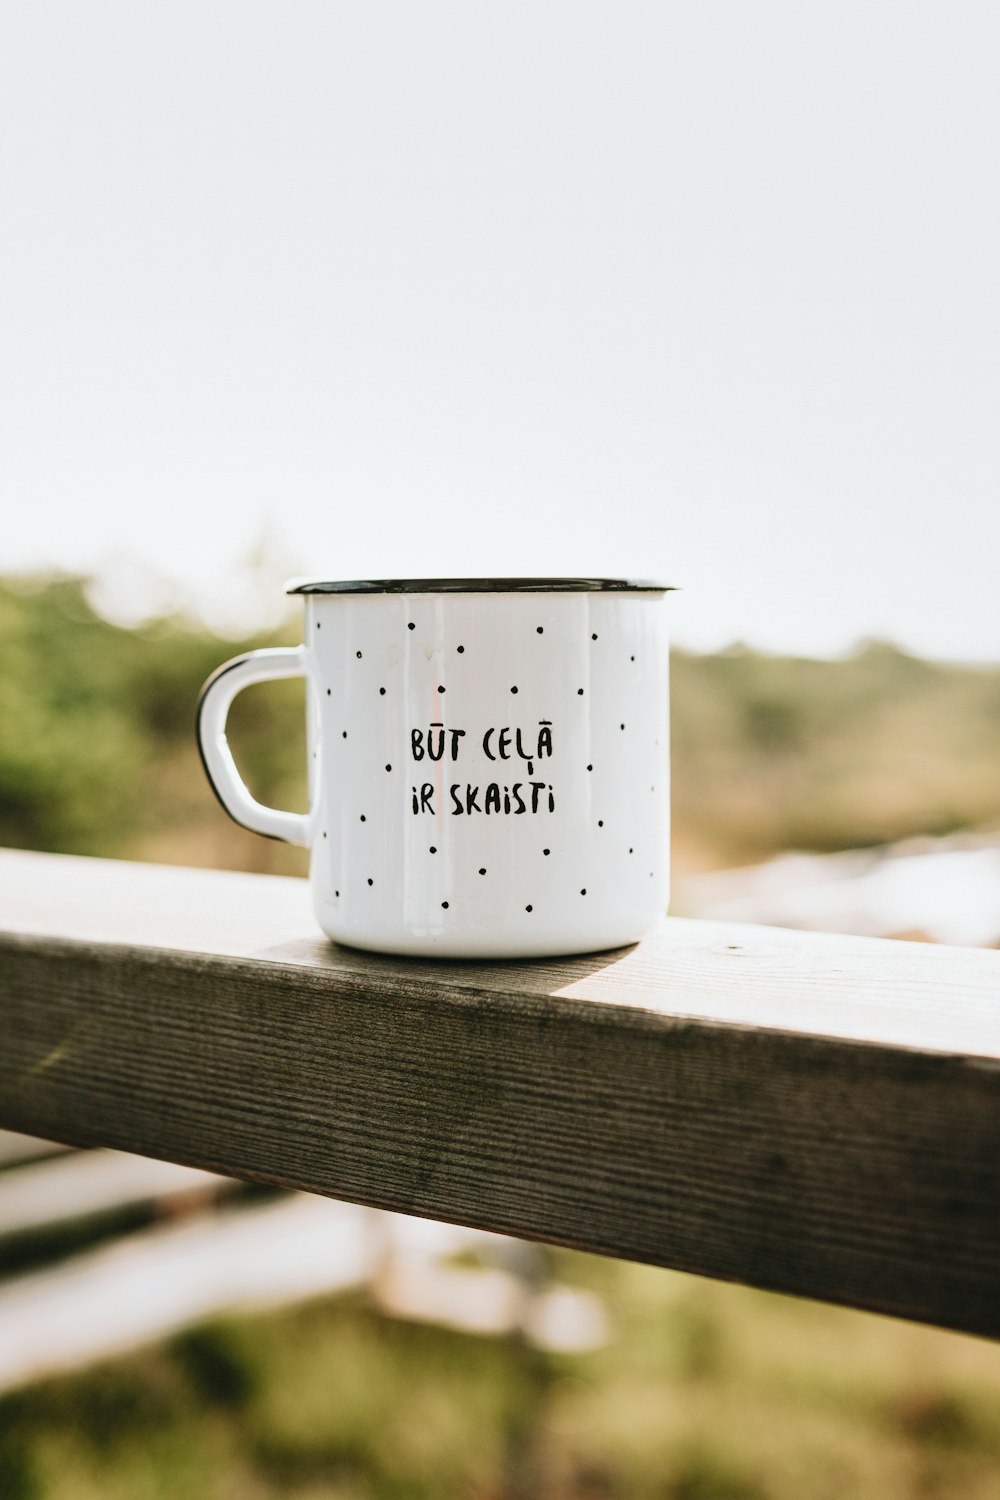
[196,647,311,847]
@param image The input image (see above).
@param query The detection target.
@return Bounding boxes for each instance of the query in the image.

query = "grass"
[4,1248,1000,1499]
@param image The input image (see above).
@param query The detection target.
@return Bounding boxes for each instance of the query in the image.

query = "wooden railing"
[2,848,1000,1339]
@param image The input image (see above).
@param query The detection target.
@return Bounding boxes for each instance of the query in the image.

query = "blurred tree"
[0,575,306,875]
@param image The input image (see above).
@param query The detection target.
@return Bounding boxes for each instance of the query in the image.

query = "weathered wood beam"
[2,850,1000,1337]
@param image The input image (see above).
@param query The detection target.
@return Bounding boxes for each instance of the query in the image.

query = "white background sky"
[2,2,998,656]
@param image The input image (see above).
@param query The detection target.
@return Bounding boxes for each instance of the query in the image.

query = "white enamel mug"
[197,578,673,959]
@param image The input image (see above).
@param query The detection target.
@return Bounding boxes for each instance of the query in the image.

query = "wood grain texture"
[2,850,1000,1336]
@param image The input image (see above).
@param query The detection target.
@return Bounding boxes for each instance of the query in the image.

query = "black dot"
[316,621,321,629]
[356,650,362,659]
[630,655,635,662]
[335,889,339,897]
[408,621,415,630]
[620,723,625,731]
[367,877,373,886]
[536,626,543,634]
[577,688,584,696]
[543,848,550,856]
[326,688,331,696]
[322,831,327,838]
[478,867,486,875]
[429,846,437,854]
[586,764,593,772]
[457,644,465,653]
[379,686,386,695]
[342,731,347,739]
[598,820,603,827]
[592,633,598,640]
[385,763,392,772]
[437,685,445,694]
[441,901,449,910]
[360,814,366,822]
[525,904,533,912]
[510,685,518,694]
[580,888,587,896]
[629,847,634,854]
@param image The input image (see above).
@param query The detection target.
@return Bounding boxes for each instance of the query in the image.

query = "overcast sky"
[2,2,998,656]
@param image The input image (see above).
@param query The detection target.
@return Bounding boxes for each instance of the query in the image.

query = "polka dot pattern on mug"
[313,601,667,940]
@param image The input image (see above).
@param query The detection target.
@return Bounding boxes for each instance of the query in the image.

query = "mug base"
[314,908,662,962]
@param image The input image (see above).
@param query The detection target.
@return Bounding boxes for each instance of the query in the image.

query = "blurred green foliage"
[5,1257,1000,1499]
[670,644,1000,866]
[2,573,999,876]
[0,575,308,876]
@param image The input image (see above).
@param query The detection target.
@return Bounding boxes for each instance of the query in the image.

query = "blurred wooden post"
[2,849,1000,1338]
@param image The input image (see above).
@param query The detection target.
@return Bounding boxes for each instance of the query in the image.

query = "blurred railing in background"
[0,1135,606,1394]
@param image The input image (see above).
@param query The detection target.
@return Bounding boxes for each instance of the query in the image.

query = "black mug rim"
[287,577,674,596]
